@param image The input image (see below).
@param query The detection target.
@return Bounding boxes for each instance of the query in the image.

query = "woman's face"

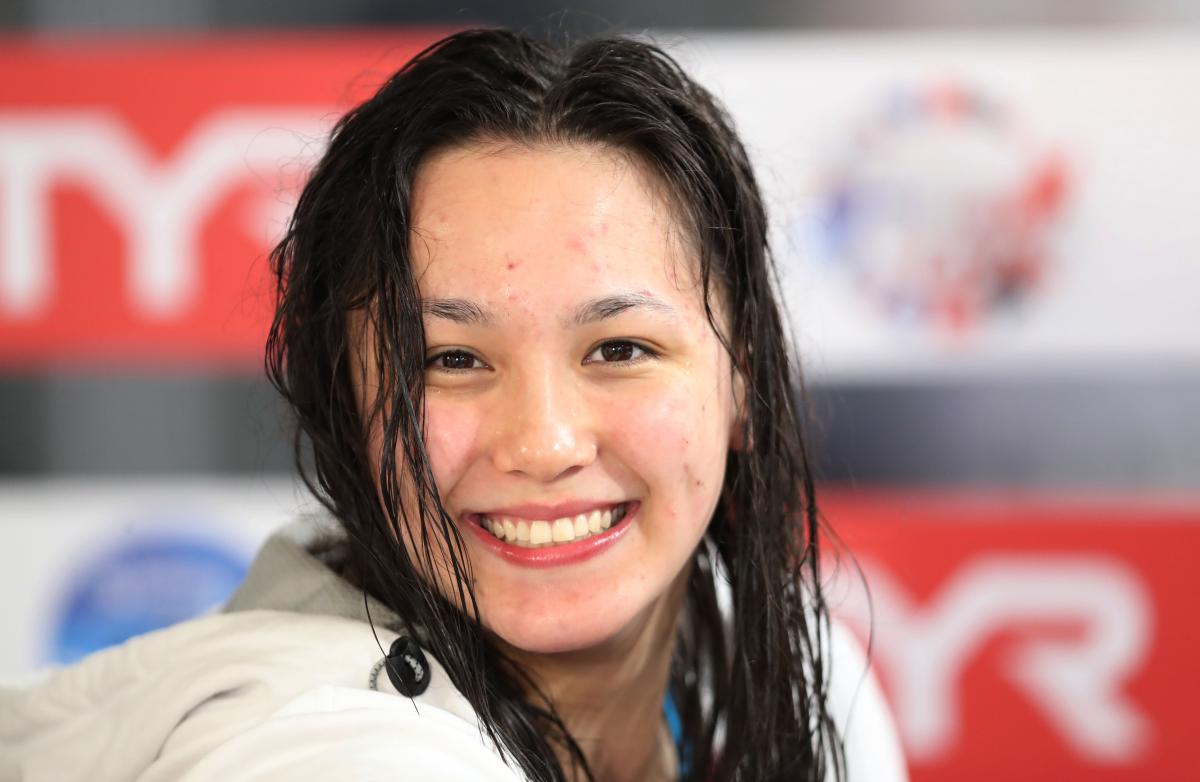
[357,142,741,654]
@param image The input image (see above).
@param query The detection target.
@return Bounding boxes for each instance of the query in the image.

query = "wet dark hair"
[266,27,845,782]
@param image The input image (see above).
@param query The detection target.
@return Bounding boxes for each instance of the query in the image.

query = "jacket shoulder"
[2,611,515,782]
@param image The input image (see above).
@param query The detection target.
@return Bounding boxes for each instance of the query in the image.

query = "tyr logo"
[0,110,325,319]
[838,555,1154,763]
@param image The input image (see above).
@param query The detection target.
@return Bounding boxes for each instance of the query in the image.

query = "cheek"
[424,397,483,489]
[602,378,729,522]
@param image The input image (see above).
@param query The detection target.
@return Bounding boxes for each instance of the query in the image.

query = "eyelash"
[425,350,486,373]
[425,340,658,374]
[583,340,657,366]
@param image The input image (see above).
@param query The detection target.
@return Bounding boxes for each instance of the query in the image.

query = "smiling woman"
[1,27,906,782]
[352,142,744,662]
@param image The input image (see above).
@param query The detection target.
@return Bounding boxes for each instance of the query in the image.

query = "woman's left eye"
[584,340,656,365]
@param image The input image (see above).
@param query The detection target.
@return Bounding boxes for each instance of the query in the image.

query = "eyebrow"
[569,292,679,326]
[419,291,680,327]
[421,298,492,325]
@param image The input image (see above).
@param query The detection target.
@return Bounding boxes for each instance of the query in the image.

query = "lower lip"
[464,502,640,569]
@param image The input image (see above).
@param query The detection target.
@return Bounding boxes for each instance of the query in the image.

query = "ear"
[728,358,751,452]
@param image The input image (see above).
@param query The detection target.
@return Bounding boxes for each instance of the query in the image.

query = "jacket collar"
[223,514,406,632]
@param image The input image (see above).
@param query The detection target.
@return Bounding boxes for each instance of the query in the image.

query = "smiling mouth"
[475,503,632,548]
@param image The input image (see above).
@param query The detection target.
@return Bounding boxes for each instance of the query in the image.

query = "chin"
[481,590,648,655]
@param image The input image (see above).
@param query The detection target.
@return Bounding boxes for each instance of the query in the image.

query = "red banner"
[0,34,441,367]
[824,491,1200,781]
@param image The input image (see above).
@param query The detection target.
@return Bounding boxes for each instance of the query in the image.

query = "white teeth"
[529,520,553,545]
[552,519,575,542]
[479,504,630,548]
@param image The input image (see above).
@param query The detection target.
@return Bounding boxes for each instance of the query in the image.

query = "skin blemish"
[567,235,586,253]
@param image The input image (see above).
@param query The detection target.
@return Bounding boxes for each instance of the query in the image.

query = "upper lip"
[468,499,628,521]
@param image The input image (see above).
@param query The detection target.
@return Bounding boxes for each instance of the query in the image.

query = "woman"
[1,28,906,782]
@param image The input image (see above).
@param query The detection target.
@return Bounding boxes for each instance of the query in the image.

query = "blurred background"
[1,1,1198,780]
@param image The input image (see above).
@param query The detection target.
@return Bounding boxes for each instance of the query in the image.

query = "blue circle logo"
[48,531,249,665]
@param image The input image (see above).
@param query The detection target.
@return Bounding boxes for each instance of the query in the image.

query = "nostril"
[491,434,597,481]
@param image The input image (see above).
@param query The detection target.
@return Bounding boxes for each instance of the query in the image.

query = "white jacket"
[1,521,907,781]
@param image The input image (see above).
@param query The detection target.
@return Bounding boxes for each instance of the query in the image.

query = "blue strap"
[663,692,690,778]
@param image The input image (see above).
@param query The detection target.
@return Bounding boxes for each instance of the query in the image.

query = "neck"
[502,566,690,782]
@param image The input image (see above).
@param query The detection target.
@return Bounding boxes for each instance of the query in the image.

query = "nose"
[489,364,597,482]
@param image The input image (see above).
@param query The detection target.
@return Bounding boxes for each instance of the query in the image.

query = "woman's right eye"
[427,350,485,372]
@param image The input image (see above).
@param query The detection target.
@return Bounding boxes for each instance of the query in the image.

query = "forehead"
[407,141,699,307]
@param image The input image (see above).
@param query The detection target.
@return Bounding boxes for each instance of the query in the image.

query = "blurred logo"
[803,82,1070,332]
[48,526,249,665]
[0,112,318,319]
[840,555,1153,764]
